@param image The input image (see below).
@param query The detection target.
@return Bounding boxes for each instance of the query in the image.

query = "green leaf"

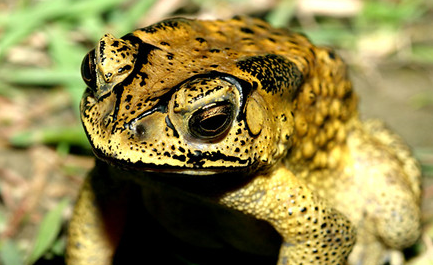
[10,126,90,149]
[410,91,433,109]
[0,0,128,59]
[359,0,425,28]
[0,68,80,86]
[111,0,157,34]
[0,240,25,265]
[411,45,433,64]
[27,199,70,264]
[266,0,297,28]
[46,26,89,111]
[51,237,66,256]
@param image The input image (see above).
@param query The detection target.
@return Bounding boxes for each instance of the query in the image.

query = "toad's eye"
[189,102,235,140]
[81,49,97,91]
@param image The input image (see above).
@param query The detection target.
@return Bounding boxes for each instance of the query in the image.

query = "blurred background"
[0,0,432,264]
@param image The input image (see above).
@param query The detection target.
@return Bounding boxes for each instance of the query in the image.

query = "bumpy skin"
[67,16,421,265]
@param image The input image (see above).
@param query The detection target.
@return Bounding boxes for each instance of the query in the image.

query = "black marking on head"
[236,54,304,95]
[99,39,106,61]
[172,154,186,162]
[185,149,251,168]
[141,27,158,34]
[110,84,125,125]
[166,53,174,60]
[119,36,158,79]
[116,45,132,53]
[268,37,276,43]
[165,116,179,138]
[255,24,267,30]
[138,71,149,87]
[240,27,254,34]
[118,64,132,74]
[138,18,188,34]
[309,47,316,58]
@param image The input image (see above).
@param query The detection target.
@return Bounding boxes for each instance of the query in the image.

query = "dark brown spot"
[240,27,254,34]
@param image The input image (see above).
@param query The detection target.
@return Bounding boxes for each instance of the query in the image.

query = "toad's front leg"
[220,166,356,265]
[66,165,129,265]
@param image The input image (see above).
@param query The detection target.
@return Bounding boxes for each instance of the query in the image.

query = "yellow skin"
[67,16,421,265]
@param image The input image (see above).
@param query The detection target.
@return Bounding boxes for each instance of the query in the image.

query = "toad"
[66,16,421,265]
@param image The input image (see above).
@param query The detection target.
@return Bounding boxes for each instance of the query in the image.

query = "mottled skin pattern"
[66,16,421,265]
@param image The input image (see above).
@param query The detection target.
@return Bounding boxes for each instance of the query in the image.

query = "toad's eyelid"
[221,75,244,106]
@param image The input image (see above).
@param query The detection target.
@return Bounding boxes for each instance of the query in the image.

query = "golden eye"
[81,49,97,91]
[189,102,234,140]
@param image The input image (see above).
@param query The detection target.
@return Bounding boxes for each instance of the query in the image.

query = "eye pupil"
[189,102,234,139]
[199,114,229,132]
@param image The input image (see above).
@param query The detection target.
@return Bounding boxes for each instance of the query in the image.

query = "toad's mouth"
[91,145,261,195]
[91,145,258,176]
